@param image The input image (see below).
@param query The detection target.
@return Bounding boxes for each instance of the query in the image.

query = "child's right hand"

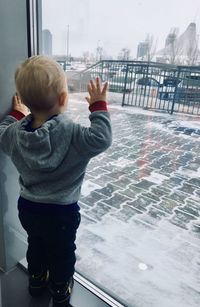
[12,94,30,116]
[85,77,108,105]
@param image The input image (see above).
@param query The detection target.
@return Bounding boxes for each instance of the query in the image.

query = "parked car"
[158,77,181,100]
[137,77,160,87]
[162,77,181,87]
[121,67,134,73]
[174,76,200,103]
[108,76,135,93]
[158,76,200,104]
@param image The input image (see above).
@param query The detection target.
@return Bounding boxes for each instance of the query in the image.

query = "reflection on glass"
[41,1,200,306]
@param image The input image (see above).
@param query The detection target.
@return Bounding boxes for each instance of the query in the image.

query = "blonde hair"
[15,55,67,111]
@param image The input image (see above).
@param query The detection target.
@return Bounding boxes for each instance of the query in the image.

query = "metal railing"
[67,60,200,115]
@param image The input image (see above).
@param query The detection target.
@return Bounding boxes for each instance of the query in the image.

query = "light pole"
[67,24,69,63]
[96,40,103,61]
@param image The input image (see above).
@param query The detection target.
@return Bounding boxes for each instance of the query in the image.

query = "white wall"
[0,0,29,271]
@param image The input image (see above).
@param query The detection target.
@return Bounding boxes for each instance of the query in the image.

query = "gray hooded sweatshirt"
[0,103,112,205]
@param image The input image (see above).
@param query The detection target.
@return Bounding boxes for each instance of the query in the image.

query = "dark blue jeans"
[18,204,81,284]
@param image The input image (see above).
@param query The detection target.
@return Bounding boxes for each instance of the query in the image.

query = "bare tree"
[96,46,104,61]
[118,48,131,60]
[144,34,157,62]
[164,28,183,65]
[82,51,90,64]
[168,42,183,65]
[89,52,96,63]
[187,34,199,66]
[82,51,97,64]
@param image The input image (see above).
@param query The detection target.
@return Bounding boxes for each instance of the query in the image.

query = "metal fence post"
[122,64,129,106]
[171,67,180,115]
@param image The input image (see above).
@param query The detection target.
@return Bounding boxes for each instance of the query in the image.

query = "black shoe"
[29,270,49,297]
[50,277,74,307]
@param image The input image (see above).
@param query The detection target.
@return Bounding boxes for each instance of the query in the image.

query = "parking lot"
[75,61,200,116]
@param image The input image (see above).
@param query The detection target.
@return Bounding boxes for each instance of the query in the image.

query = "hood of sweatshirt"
[15,114,74,171]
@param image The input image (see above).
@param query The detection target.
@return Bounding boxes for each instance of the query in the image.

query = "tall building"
[42,29,52,56]
[156,23,200,65]
[137,42,149,59]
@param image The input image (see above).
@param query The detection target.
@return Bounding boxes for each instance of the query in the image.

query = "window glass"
[41,1,200,306]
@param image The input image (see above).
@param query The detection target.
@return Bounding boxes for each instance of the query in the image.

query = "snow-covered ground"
[68,93,200,307]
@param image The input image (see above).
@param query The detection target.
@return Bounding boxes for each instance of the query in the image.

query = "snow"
[170,120,200,129]
[177,167,200,178]
[138,263,148,270]
[70,92,200,307]
[110,157,133,168]
[109,103,174,118]
[76,216,200,307]
[143,171,169,184]
[81,180,102,197]
[148,121,200,139]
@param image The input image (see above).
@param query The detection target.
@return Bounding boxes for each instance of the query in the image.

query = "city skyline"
[42,0,200,58]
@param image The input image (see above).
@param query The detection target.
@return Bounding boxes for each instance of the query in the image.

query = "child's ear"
[58,91,68,106]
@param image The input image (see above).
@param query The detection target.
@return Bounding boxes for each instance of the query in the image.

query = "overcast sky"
[42,0,200,58]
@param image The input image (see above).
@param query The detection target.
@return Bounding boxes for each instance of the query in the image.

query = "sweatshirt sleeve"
[72,101,112,157]
[0,111,25,155]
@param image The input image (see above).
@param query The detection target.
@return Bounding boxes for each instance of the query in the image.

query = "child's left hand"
[85,77,108,105]
[12,94,30,116]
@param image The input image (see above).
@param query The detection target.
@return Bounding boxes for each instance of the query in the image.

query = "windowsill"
[18,258,124,307]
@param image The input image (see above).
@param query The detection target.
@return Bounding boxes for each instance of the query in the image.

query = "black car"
[137,77,160,87]
[174,76,200,104]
